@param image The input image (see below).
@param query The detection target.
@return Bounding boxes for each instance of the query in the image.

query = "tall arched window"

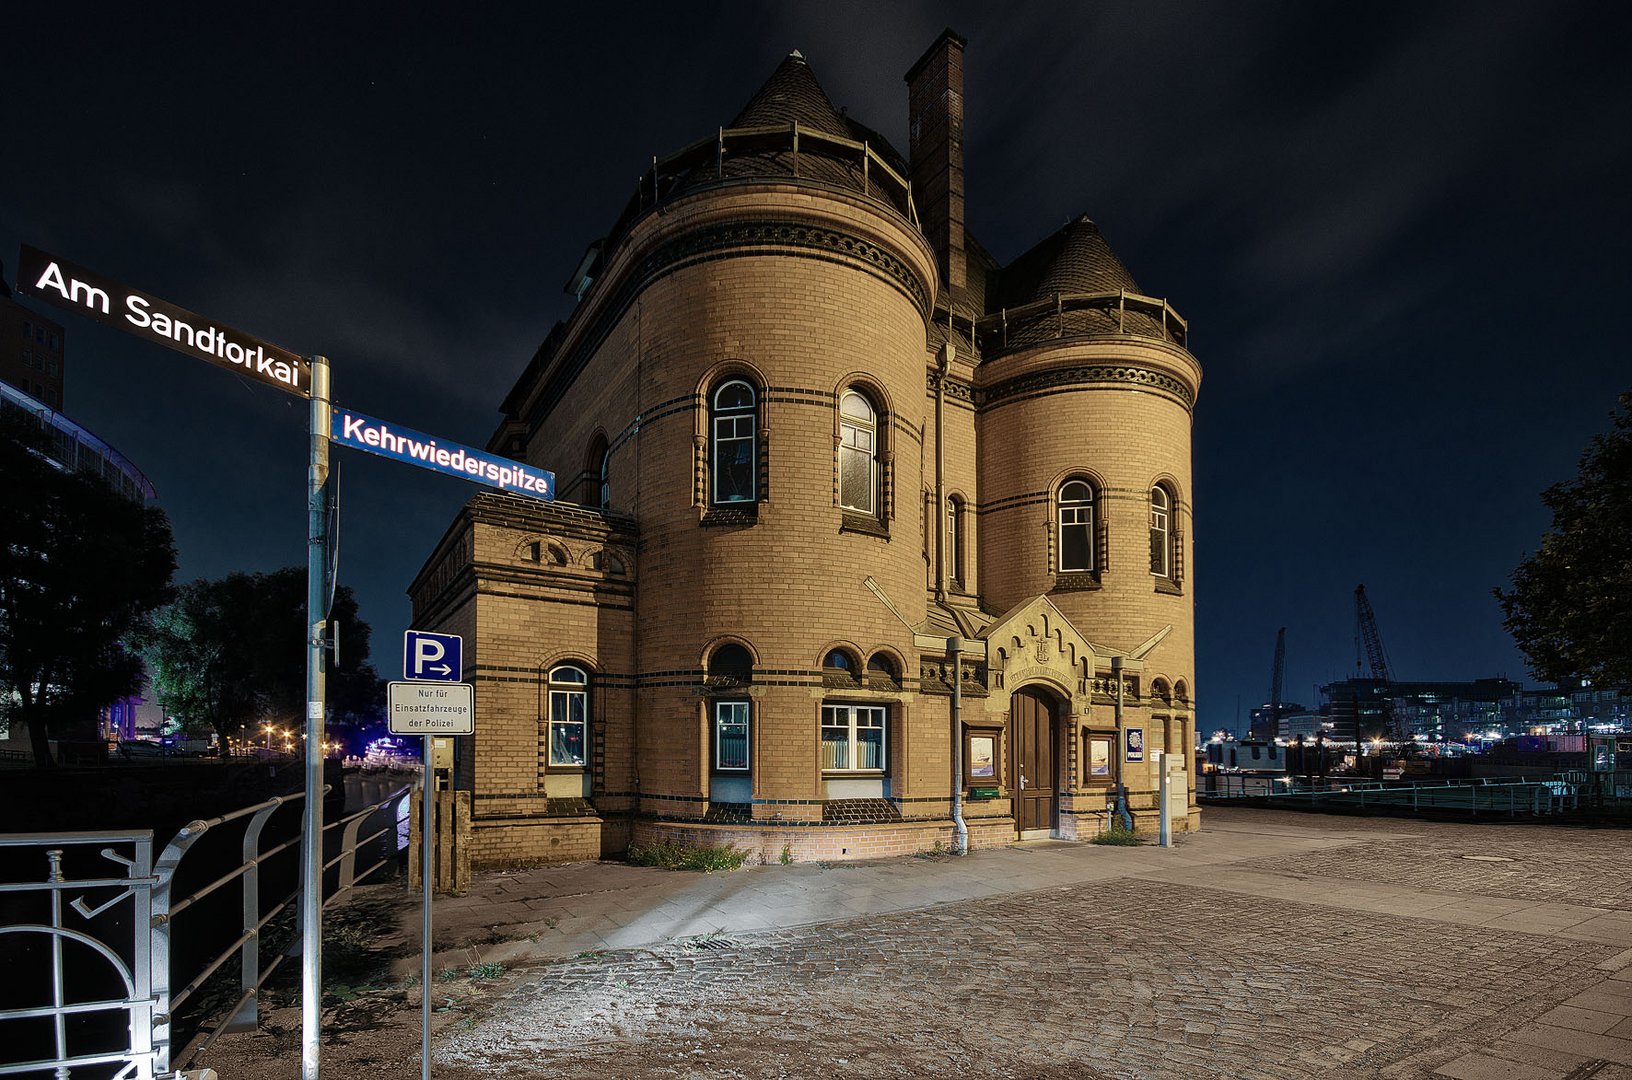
[711,380,757,504]
[1058,479,1096,572]
[1150,485,1172,578]
[547,665,589,767]
[839,391,877,514]
[586,434,609,509]
[946,497,963,585]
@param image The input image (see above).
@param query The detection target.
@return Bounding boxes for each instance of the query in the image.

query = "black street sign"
[16,244,311,398]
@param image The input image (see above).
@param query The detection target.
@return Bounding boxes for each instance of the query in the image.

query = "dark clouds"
[3,2,1627,730]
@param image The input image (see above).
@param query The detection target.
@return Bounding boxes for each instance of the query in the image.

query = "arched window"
[707,643,754,684]
[1058,479,1096,572]
[707,644,754,770]
[946,497,963,585]
[547,665,589,767]
[711,380,757,504]
[839,391,877,514]
[586,434,609,509]
[1150,485,1172,578]
[866,654,900,690]
[823,649,856,672]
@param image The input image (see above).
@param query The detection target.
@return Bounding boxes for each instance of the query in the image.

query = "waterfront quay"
[197,806,1632,1078]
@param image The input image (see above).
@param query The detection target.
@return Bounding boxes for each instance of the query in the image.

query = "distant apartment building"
[1,270,66,410]
[1505,680,1632,732]
[1320,677,1521,744]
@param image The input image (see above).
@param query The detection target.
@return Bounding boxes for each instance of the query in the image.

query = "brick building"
[410,31,1202,865]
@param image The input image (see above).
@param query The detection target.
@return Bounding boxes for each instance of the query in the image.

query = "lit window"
[547,665,588,767]
[1150,486,1172,578]
[711,380,757,504]
[821,704,886,771]
[838,391,877,514]
[714,701,749,771]
[1058,479,1095,572]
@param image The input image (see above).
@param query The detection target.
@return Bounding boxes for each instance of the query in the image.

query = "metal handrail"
[611,121,919,247]
[0,780,411,1078]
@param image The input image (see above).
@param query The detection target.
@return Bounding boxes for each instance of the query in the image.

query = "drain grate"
[678,935,737,951]
[1461,854,1517,862]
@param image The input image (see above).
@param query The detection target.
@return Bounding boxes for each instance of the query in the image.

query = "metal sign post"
[389,654,472,1080]
[422,733,433,1080]
[302,355,331,1080]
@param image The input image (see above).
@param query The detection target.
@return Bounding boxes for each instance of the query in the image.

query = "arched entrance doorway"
[1009,686,1059,838]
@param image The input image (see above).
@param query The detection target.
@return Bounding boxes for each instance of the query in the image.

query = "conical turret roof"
[729,51,852,138]
[996,216,1141,308]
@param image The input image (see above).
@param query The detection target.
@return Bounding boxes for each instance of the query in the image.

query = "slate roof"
[730,51,851,137]
[994,215,1142,309]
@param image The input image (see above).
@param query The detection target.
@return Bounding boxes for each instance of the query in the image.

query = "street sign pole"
[422,733,434,1080]
[302,355,332,1080]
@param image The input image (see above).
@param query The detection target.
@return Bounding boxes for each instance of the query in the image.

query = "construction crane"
[1354,585,1409,752]
[1354,585,1393,682]
[1265,627,1286,740]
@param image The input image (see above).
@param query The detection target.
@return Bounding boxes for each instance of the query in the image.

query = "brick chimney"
[906,28,968,299]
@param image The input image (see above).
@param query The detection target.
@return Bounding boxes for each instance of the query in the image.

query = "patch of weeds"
[1090,824,1143,846]
[574,950,606,961]
[467,961,506,981]
[915,840,950,859]
[542,916,558,929]
[626,839,749,873]
[436,966,462,983]
[779,844,793,866]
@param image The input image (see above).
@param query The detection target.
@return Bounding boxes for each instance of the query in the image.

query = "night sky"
[5,3,1628,735]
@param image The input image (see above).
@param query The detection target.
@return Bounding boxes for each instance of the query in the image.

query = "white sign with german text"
[388,681,474,735]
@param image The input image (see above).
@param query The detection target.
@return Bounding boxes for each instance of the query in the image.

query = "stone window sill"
[840,512,890,540]
[702,505,758,527]
[1052,572,1102,592]
[1154,578,1183,596]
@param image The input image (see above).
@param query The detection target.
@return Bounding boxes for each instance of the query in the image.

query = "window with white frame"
[946,497,962,584]
[714,700,750,771]
[838,391,877,514]
[1058,479,1095,572]
[821,704,886,771]
[1150,485,1172,578]
[711,380,757,504]
[547,664,588,767]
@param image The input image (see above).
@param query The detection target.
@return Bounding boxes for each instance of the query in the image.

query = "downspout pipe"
[1113,655,1134,833]
[934,341,951,603]
[949,635,968,855]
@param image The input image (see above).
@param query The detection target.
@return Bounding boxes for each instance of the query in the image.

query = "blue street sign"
[332,407,554,501]
[404,630,462,683]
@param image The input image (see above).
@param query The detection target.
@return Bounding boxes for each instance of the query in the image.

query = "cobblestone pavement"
[431,877,1612,1080]
[1221,808,1632,910]
[203,809,1632,1079]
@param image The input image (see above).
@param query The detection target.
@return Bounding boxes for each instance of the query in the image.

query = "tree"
[1496,392,1632,687]
[143,567,385,742]
[0,420,177,767]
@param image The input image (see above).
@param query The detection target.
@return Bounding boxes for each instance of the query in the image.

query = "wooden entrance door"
[1009,688,1057,835]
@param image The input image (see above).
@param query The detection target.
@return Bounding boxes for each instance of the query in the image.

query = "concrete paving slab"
[1433,1052,1563,1079]
[1510,1023,1632,1065]
[1565,986,1632,1016]
[1536,1003,1624,1033]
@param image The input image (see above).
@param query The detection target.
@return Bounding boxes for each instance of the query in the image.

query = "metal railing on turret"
[607,122,918,247]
